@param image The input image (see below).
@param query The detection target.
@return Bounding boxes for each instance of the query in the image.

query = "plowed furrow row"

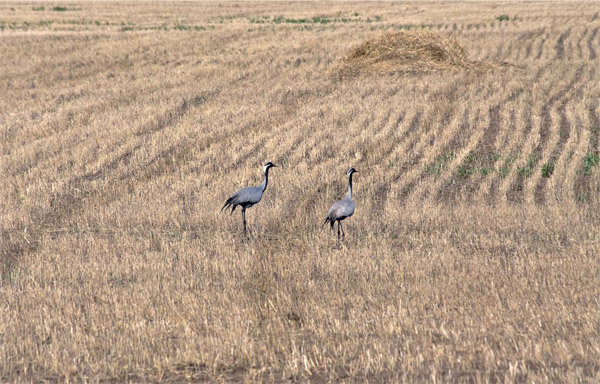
[381,109,429,202]
[366,108,423,205]
[506,66,579,202]
[555,28,571,60]
[537,66,592,204]
[535,30,550,60]
[427,106,487,202]
[533,100,570,204]
[588,26,599,60]
[477,106,508,203]
[259,86,344,167]
[369,109,425,203]
[388,77,478,202]
[204,86,326,175]
[505,110,534,204]
[549,102,581,203]
[472,87,528,203]
[389,107,451,201]
[521,28,546,60]
[505,66,559,203]
[428,67,528,203]
[530,66,584,204]
[403,97,474,202]
[576,28,587,59]
[485,78,541,204]
[260,89,339,172]
[431,77,523,203]
[490,108,518,204]
[573,25,594,60]
[573,104,600,201]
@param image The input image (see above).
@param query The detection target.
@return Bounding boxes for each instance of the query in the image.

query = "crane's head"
[264,161,277,172]
[347,167,358,177]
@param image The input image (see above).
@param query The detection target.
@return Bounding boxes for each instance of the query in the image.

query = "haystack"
[333,30,490,77]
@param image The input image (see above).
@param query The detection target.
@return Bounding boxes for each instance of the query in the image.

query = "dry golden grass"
[1,1,600,382]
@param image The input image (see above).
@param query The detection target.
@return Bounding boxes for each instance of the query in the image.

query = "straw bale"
[333,30,492,77]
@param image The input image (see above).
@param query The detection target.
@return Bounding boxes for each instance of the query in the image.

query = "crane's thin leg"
[337,221,341,241]
[242,208,247,234]
[340,222,345,238]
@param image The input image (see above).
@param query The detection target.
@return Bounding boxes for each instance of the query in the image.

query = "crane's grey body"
[224,185,264,211]
[326,198,355,224]
[221,162,276,233]
[324,168,357,241]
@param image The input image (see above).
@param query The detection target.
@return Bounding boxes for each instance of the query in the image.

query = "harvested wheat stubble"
[2,1,600,382]
[334,30,493,77]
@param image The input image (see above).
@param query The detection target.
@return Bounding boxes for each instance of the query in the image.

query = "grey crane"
[221,162,277,233]
[323,167,358,241]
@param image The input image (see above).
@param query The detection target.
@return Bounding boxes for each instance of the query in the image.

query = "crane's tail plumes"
[221,197,234,214]
[323,217,334,230]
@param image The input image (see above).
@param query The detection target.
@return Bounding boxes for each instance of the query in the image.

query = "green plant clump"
[541,158,556,178]
[517,154,540,178]
[583,153,599,175]
[426,151,454,175]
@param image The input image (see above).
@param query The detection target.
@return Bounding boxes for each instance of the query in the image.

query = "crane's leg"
[242,207,247,234]
[340,221,345,238]
[337,221,341,241]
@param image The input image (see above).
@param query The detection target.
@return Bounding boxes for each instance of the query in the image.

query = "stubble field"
[1,1,600,382]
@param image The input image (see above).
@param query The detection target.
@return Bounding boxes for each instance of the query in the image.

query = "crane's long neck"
[261,167,270,192]
[346,173,353,199]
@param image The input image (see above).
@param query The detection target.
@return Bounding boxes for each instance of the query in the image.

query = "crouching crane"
[221,162,277,234]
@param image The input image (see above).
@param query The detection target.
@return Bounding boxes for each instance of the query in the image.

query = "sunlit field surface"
[1,2,600,382]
